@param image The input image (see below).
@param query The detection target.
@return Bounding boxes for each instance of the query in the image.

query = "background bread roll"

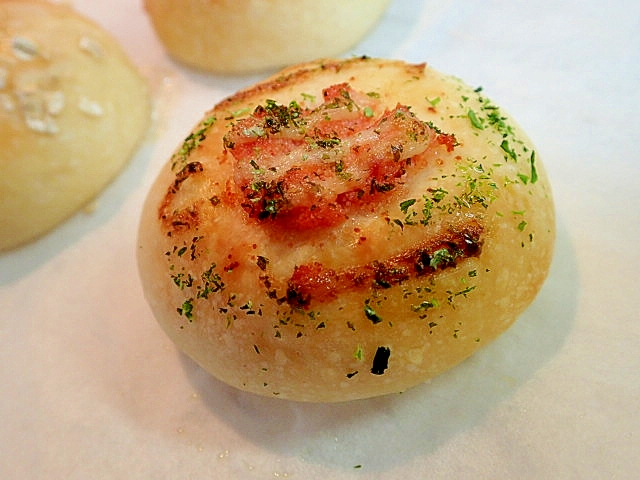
[144,0,392,74]
[0,0,151,251]
[137,58,555,402]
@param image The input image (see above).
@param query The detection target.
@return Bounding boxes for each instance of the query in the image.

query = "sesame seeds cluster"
[0,32,106,135]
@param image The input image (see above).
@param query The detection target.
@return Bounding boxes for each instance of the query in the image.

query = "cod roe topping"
[224,83,457,231]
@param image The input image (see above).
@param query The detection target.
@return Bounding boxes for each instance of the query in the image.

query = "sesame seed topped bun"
[0,0,151,251]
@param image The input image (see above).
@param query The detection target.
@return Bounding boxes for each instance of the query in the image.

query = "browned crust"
[159,161,204,234]
[215,58,427,110]
[284,219,483,309]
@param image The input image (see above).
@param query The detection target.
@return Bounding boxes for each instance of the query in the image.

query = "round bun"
[144,0,392,74]
[0,0,151,251]
[138,58,555,402]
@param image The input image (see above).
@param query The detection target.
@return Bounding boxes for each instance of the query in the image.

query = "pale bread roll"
[144,0,392,74]
[138,58,555,402]
[0,0,151,251]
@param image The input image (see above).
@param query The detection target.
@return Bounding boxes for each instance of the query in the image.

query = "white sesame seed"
[78,36,105,60]
[11,36,39,61]
[46,91,65,115]
[25,115,59,134]
[0,93,15,112]
[15,88,58,134]
[78,96,103,117]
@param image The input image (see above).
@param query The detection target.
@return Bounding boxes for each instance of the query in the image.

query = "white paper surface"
[1,1,638,478]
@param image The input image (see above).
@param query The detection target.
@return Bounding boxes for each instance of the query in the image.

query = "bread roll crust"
[144,0,392,74]
[138,58,555,402]
[0,0,150,251]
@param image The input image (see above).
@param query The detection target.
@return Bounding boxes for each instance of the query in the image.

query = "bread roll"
[138,58,555,402]
[0,0,151,251]
[144,0,392,74]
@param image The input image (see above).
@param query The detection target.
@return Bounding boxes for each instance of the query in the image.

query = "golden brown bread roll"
[137,58,555,402]
[0,0,151,251]
[144,0,392,74]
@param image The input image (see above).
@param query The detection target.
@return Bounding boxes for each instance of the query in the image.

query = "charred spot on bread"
[158,162,206,235]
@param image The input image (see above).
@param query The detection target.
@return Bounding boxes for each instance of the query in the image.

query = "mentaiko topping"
[225,83,458,230]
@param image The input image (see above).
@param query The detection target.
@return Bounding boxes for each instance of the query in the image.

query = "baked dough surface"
[144,0,392,74]
[0,0,151,251]
[138,58,555,402]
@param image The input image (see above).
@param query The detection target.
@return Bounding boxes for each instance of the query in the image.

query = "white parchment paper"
[1,1,638,478]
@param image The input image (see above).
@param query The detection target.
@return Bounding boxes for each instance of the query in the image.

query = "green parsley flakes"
[530,151,539,184]
[429,248,455,269]
[400,198,416,213]
[467,109,484,129]
[364,302,383,324]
